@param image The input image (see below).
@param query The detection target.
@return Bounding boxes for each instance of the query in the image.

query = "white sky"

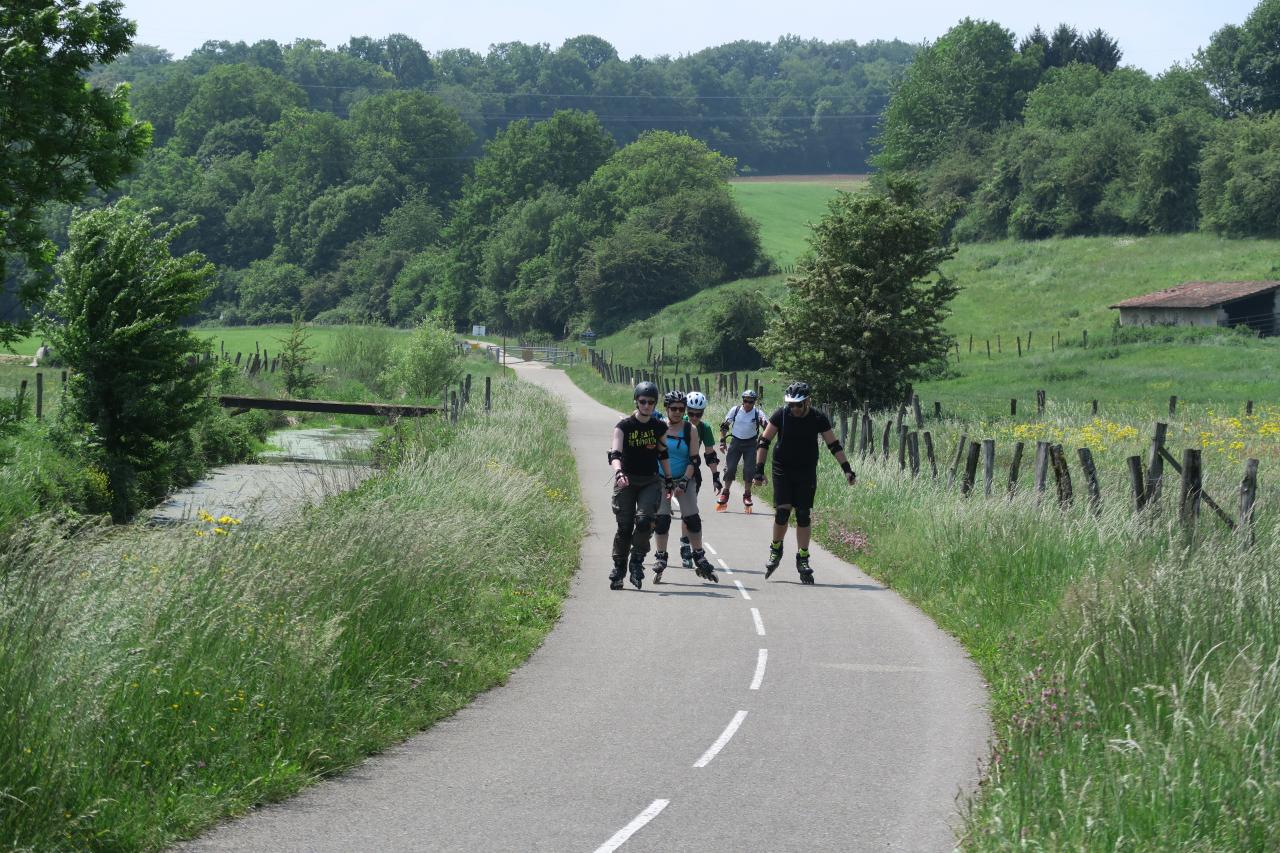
[120,0,1258,75]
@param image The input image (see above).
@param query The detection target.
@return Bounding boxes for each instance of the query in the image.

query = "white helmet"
[685,391,708,411]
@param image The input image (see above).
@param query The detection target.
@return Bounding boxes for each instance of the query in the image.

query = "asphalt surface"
[185,361,989,852]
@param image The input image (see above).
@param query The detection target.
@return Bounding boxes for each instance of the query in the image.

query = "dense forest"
[875,2,1280,240]
[4,33,916,333]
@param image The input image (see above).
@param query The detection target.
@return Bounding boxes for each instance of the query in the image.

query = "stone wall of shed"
[1117,307,1226,328]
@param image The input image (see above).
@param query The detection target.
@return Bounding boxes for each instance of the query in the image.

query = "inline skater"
[607,381,675,590]
[717,389,768,512]
[753,381,855,584]
[652,391,719,584]
[678,391,720,568]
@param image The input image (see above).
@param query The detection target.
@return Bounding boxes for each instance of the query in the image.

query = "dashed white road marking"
[717,558,732,574]
[734,580,751,600]
[750,649,768,691]
[693,710,748,768]
[703,542,717,555]
[751,607,766,636]
[593,799,670,853]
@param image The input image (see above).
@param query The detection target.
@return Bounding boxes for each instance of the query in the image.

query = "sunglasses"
[667,406,686,412]
[637,398,656,406]
[788,401,807,408]
[688,410,703,416]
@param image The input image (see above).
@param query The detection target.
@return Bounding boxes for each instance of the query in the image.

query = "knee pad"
[655,514,672,535]
[774,507,791,526]
[684,513,702,533]
[796,507,811,528]
[633,515,656,536]
[722,472,735,484]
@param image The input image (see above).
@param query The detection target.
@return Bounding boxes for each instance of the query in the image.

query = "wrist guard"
[664,477,675,490]
[757,436,771,449]
[827,440,843,454]
[703,449,719,465]
[841,460,853,474]
[678,477,689,490]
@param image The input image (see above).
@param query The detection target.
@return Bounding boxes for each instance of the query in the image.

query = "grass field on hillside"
[944,234,1280,342]
[730,177,865,267]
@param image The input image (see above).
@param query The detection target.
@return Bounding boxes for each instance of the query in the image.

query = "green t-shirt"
[686,417,716,458]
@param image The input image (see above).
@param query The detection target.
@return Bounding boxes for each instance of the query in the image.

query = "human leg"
[627,479,662,588]
[610,483,639,589]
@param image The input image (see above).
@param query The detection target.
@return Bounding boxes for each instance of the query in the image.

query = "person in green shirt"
[678,391,721,568]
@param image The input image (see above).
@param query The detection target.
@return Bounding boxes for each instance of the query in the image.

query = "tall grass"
[805,442,1280,849]
[0,379,584,850]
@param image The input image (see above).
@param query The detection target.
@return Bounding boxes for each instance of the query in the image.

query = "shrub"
[381,319,462,401]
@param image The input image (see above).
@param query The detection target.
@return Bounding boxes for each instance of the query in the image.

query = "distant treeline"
[875,3,1280,240]
[98,34,916,175]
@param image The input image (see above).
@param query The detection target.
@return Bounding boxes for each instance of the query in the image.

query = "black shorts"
[771,468,817,510]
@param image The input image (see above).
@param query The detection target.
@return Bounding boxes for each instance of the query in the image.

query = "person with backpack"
[753,381,855,584]
[608,381,676,590]
[716,389,768,512]
[652,391,719,585]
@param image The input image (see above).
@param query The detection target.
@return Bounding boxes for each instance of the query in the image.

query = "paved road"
[186,362,989,852]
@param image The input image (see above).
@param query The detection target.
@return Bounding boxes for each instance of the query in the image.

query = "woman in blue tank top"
[652,391,719,584]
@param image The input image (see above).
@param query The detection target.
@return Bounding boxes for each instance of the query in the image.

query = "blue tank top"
[659,421,693,476]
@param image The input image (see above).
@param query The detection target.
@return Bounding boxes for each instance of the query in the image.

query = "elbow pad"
[703,449,719,465]
[658,447,669,460]
[827,440,843,454]
[607,449,623,463]
[757,436,771,450]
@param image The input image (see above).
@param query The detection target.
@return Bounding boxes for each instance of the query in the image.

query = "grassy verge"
[567,361,1280,848]
[0,378,585,850]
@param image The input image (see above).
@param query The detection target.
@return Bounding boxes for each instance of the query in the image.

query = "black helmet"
[741,389,759,401]
[664,390,686,406]
[783,382,811,403]
[634,381,659,401]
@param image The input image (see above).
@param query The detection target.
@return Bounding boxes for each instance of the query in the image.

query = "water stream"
[150,427,379,525]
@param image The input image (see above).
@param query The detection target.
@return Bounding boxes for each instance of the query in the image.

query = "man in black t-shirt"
[607,381,675,590]
[753,381,855,584]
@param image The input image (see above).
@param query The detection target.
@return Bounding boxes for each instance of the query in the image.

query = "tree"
[41,205,215,521]
[0,0,151,348]
[276,314,319,398]
[686,291,768,370]
[1197,0,1280,115]
[381,318,462,401]
[755,180,958,410]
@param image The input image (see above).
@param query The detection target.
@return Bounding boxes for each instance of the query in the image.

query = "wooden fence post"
[1049,444,1073,508]
[1010,398,1017,417]
[1246,400,1254,416]
[1169,395,1178,417]
[897,425,908,470]
[35,372,43,421]
[1036,389,1046,415]
[859,414,872,458]
[949,433,968,486]
[912,395,923,428]
[1077,447,1102,516]
[961,441,981,496]
[933,401,942,420]
[923,431,937,478]
[450,391,458,425]
[982,439,995,497]
[1127,455,1146,511]
[1144,422,1169,508]
[17,380,27,420]
[485,376,492,415]
[1017,336,1022,357]
[1027,331,1033,352]
[1239,458,1259,547]
[1082,329,1088,348]
[465,373,472,404]
[1008,441,1025,497]
[1179,448,1202,529]
[986,340,992,359]
[1091,399,1098,416]
[881,420,892,461]
[1033,441,1050,503]
[908,431,921,476]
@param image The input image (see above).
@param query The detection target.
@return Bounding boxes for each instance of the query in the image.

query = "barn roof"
[1110,281,1280,310]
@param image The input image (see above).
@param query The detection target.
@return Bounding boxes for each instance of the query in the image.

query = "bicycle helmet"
[663,390,687,407]
[634,380,659,400]
[741,389,759,401]
[685,391,708,411]
[783,382,811,403]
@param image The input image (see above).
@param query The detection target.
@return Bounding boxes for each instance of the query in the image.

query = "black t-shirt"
[768,405,832,473]
[616,415,668,477]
